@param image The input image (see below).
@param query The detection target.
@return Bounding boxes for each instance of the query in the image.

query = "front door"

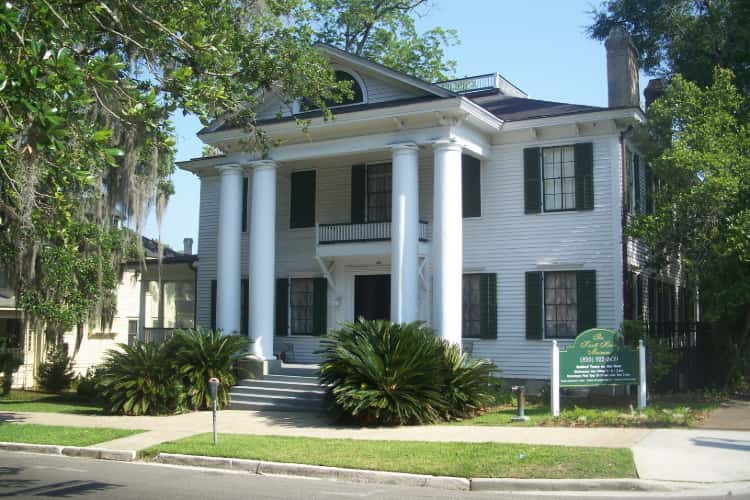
[354,275,390,321]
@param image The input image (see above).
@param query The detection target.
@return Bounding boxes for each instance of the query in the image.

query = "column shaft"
[249,160,277,359]
[432,141,463,345]
[216,165,243,334]
[391,144,420,323]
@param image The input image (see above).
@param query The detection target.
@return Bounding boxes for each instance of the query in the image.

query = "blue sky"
[144,0,645,250]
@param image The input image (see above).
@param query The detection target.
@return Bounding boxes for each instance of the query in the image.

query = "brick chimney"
[605,26,640,108]
[644,78,666,108]
[183,237,193,255]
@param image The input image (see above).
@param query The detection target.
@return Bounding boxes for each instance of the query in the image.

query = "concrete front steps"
[228,364,326,412]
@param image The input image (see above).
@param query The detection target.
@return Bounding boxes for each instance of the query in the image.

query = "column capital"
[432,140,462,153]
[391,142,419,153]
[216,163,243,175]
[248,159,278,172]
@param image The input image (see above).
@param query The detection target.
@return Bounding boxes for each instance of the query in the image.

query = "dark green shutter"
[313,278,328,336]
[648,276,656,326]
[633,154,641,213]
[576,270,597,333]
[624,270,634,320]
[479,273,497,339]
[636,274,644,320]
[645,166,654,214]
[210,280,217,331]
[624,150,631,214]
[241,177,248,232]
[351,164,366,223]
[525,272,543,339]
[275,278,288,337]
[240,278,249,336]
[574,142,594,210]
[524,148,541,214]
[462,155,481,218]
[290,170,316,228]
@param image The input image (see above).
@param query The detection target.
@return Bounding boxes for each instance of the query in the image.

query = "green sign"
[559,329,638,387]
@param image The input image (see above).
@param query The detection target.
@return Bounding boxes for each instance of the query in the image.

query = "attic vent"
[436,73,527,98]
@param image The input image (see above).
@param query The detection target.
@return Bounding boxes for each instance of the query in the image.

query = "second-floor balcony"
[316,221,431,258]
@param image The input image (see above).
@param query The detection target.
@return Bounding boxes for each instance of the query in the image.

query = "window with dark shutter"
[574,142,594,210]
[633,153,641,213]
[290,170,316,228]
[462,273,497,339]
[313,278,328,336]
[524,148,542,214]
[351,165,366,223]
[275,278,288,337]
[576,270,597,333]
[240,278,249,336]
[544,271,578,339]
[462,155,481,218]
[525,272,543,339]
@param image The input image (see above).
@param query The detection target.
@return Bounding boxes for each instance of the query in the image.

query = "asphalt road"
[0,453,747,500]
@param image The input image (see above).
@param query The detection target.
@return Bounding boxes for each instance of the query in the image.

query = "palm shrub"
[97,341,184,415]
[37,346,75,393]
[168,328,250,410]
[319,320,499,425]
[441,343,502,419]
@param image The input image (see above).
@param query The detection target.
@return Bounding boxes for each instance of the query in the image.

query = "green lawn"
[0,422,143,446]
[0,390,102,415]
[145,434,636,479]
[455,394,718,427]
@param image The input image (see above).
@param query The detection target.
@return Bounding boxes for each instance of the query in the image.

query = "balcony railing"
[317,221,430,245]
[143,327,176,345]
[437,73,500,94]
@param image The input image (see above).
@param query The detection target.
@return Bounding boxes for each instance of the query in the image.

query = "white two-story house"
[180,28,688,384]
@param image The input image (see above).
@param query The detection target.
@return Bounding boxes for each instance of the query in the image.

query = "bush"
[0,341,22,396]
[97,342,184,415]
[620,320,680,387]
[168,328,250,410]
[75,368,101,402]
[37,347,75,393]
[319,320,501,425]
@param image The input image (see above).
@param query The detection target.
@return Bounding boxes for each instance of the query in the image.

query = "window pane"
[542,146,576,211]
[462,274,482,338]
[290,278,314,334]
[544,271,577,339]
[366,163,392,222]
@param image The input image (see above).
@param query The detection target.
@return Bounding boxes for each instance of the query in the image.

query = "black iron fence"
[644,321,710,391]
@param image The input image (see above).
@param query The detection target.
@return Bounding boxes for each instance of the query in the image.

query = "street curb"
[0,442,135,462]
[470,477,672,492]
[153,452,685,492]
[156,453,470,490]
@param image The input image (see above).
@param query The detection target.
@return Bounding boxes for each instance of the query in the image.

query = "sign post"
[638,339,647,409]
[209,377,220,446]
[551,340,560,417]
[551,329,645,417]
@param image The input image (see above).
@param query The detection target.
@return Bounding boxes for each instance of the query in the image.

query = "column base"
[237,355,281,379]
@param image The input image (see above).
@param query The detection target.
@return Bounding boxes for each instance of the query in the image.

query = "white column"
[249,160,277,360]
[432,140,463,345]
[391,143,420,324]
[216,165,243,334]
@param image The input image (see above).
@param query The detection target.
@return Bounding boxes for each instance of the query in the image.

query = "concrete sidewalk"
[3,409,749,484]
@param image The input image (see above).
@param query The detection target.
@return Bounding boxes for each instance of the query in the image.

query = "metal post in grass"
[209,377,220,445]
[551,340,560,417]
[511,385,529,422]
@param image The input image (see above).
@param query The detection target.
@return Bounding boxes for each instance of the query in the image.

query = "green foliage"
[36,347,74,394]
[619,321,680,388]
[588,0,750,92]
[75,368,101,402]
[319,320,500,425]
[310,0,459,81]
[0,338,22,396]
[97,342,184,416]
[168,328,250,410]
[627,69,750,388]
[0,0,340,336]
